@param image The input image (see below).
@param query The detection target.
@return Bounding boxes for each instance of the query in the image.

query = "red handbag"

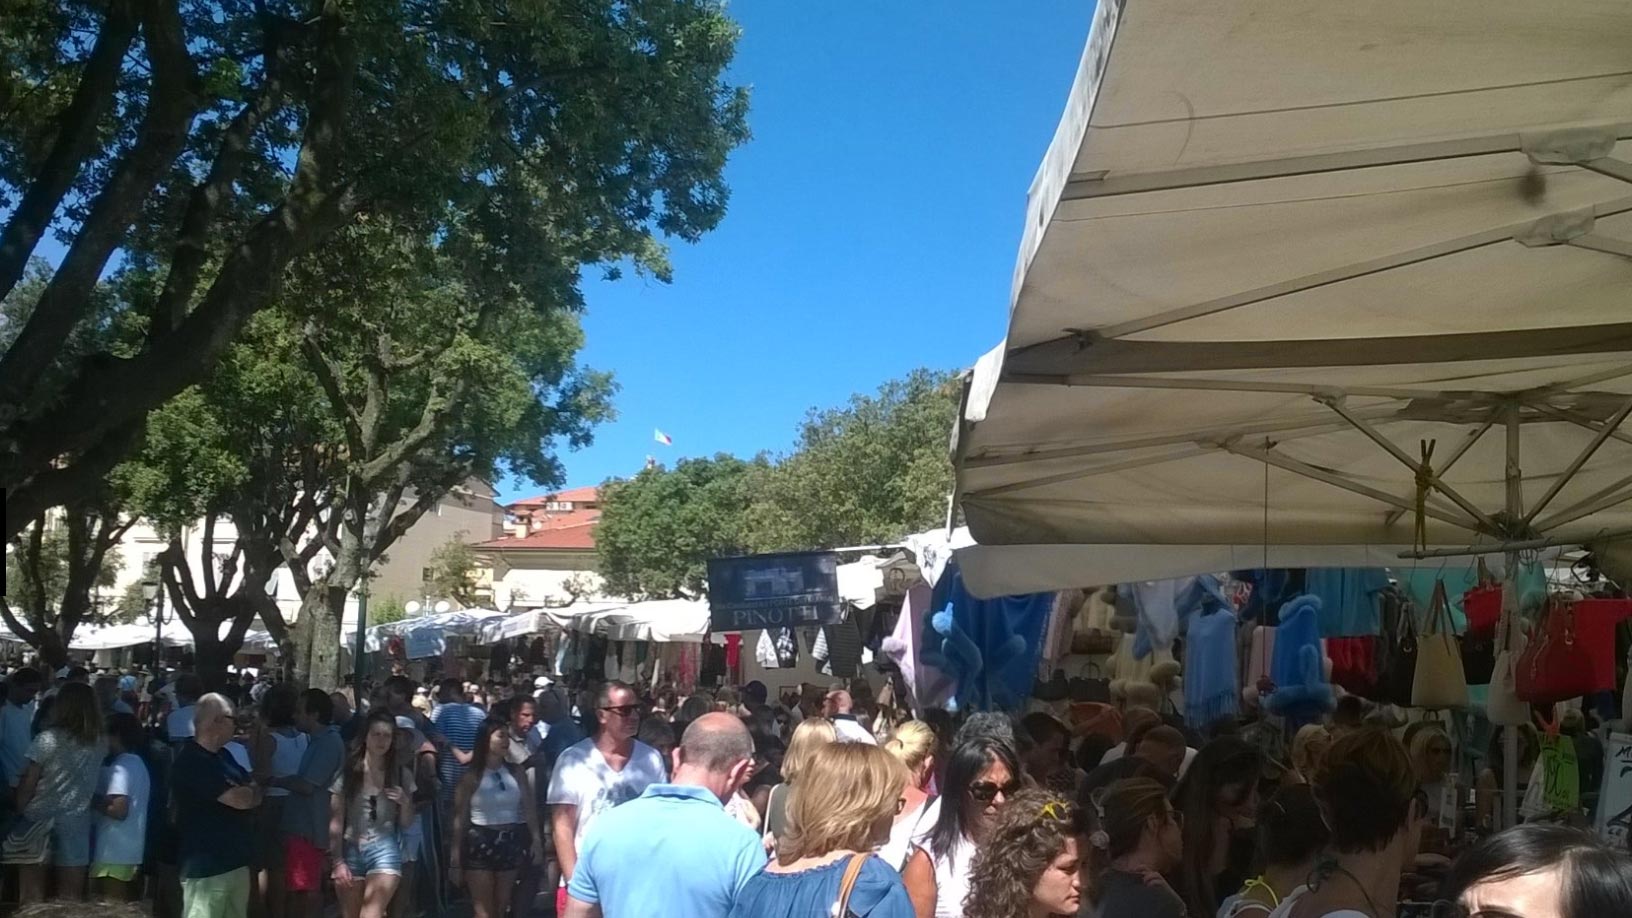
[1574,599,1632,693]
[1515,597,1597,704]
[1327,636,1378,697]
[1463,585,1501,636]
[1462,558,1501,636]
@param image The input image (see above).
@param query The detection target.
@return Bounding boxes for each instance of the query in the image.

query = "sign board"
[707,552,843,632]
[1541,734,1580,814]
[1595,732,1632,847]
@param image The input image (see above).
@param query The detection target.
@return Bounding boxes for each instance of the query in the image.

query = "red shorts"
[557,886,568,915]
[284,835,326,892]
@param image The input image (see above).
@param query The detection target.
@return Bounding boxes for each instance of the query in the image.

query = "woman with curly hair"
[963,787,1084,918]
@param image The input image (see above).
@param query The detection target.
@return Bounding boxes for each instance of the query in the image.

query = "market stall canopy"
[955,0,1632,596]
[475,602,626,644]
[363,608,505,654]
[568,598,710,644]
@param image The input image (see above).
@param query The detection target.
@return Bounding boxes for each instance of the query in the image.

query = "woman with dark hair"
[1440,823,1632,918]
[1172,737,1264,918]
[1,680,104,902]
[964,787,1083,918]
[922,735,1023,918]
[1271,726,1424,918]
[451,719,545,918]
[1218,785,1329,918]
[90,712,152,901]
[329,710,414,918]
[1085,777,1186,918]
[251,682,305,918]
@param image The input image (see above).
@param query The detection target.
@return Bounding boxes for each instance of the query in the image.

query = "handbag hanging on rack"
[1462,557,1502,637]
[1487,578,1531,726]
[1376,592,1418,706]
[1327,636,1377,697]
[1515,596,1597,705]
[1413,580,1469,709]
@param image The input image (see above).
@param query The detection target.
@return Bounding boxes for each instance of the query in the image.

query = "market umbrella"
[953,0,1632,827]
[957,0,1632,589]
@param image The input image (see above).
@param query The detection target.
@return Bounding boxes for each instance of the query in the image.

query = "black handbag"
[1376,598,1418,706]
[1068,663,1111,703]
[1460,630,1496,686]
[1033,669,1069,702]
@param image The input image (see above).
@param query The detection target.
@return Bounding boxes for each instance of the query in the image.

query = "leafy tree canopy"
[593,370,960,599]
[425,534,482,608]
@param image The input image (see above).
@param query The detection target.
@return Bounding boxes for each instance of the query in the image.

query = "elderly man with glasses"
[546,681,667,917]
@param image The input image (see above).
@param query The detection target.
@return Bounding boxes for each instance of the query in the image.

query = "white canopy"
[567,599,711,644]
[955,0,1632,596]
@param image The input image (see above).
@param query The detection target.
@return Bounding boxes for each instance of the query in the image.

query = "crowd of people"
[0,660,1628,918]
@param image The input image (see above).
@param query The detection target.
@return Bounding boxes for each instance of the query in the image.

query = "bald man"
[823,690,877,745]
[563,713,766,918]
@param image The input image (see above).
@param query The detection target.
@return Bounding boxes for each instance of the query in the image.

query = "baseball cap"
[395,715,417,730]
[119,675,138,692]
[533,676,554,689]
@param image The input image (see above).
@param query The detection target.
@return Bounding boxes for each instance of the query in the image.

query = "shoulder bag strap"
[835,853,868,917]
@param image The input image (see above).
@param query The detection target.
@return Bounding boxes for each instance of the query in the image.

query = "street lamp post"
[142,580,164,671]
[353,578,369,701]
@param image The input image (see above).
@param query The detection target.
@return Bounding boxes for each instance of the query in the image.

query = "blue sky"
[503,1,1097,503]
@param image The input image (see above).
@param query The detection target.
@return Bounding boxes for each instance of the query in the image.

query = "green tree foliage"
[1,505,129,667]
[369,595,408,627]
[594,455,764,600]
[592,371,960,600]
[426,534,482,607]
[746,369,960,550]
[0,0,750,541]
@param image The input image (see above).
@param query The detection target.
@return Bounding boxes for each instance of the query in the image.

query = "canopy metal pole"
[1503,402,1523,831]
[1395,525,1632,560]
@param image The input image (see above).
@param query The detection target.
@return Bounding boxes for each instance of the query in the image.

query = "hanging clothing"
[724,633,741,672]
[884,584,951,712]
[1305,568,1392,637]
[1265,595,1335,728]
[1184,609,1240,730]
[1232,569,1305,625]
[824,617,864,679]
[811,628,832,675]
[923,561,1053,713]
[1038,591,1079,677]
[755,631,779,669]
[773,628,798,668]
[1131,575,1232,659]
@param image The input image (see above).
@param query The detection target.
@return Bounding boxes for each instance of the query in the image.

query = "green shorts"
[92,863,140,882]
[182,866,249,918]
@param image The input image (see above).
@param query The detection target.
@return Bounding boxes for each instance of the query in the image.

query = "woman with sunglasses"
[922,734,1023,918]
[1270,727,1424,918]
[452,719,546,918]
[1438,823,1632,918]
[964,788,1083,918]
[1172,737,1264,918]
[1084,777,1186,918]
[328,710,414,918]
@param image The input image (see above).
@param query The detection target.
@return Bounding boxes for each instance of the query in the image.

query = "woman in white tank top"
[452,720,546,918]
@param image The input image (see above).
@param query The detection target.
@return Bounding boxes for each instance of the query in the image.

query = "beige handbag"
[1487,580,1531,726]
[1412,580,1469,709]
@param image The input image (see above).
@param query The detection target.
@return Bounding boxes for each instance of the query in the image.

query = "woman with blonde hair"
[964,787,1084,918]
[882,721,940,918]
[762,716,836,850]
[1289,725,1329,784]
[727,743,915,918]
[1,681,104,903]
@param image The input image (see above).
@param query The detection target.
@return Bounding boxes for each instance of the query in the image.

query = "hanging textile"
[1039,590,1079,676]
[811,628,831,675]
[883,584,952,712]
[1184,609,1240,730]
[755,630,779,669]
[1131,575,1232,658]
[724,633,741,671]
[674,643,698,693]
[1232,569,1305,625]
[1574,599,1632,693]
[773,628,798,668]
[824,617,864,679]
[1265,594,1335,727]
[922,561,1052,713]
[1305,568,1391,637]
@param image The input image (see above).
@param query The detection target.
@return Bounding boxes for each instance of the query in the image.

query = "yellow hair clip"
[1040,801,1067,821]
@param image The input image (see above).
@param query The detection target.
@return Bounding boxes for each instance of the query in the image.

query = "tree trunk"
[292,583,346,690]
[193,632,237,693]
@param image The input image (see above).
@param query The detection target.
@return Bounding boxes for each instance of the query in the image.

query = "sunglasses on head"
[968,779,1022,803]
[600,704,640,717]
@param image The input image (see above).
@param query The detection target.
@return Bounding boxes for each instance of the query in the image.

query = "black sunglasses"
[600,704,640,717]
[968,779,1022,803]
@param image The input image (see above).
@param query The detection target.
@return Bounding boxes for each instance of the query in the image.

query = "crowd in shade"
[0,661,1628,918]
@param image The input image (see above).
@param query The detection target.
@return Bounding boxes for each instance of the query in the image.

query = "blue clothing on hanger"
[1305,568,1391,637]
[1184,608,1240,731]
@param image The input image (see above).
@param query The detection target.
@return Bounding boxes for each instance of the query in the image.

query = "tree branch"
[0,599,39,646]
[201,513,219,599]
[301,331,364,454]
[0,0,139,301]
[0,0,201,408]
[160,539,203,628]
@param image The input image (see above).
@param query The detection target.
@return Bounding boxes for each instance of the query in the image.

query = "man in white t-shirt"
[547,680,666,910]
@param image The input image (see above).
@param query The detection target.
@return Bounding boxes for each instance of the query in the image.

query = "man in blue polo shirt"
[562,713,764,918]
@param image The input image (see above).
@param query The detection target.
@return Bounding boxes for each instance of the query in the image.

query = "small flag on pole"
[653,428,673,446]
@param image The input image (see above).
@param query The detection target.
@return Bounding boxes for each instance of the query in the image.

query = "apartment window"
[545,501,572,512]
[422,567,434,584]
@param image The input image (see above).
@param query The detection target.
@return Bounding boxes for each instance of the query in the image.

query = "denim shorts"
[345,834,403,878]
